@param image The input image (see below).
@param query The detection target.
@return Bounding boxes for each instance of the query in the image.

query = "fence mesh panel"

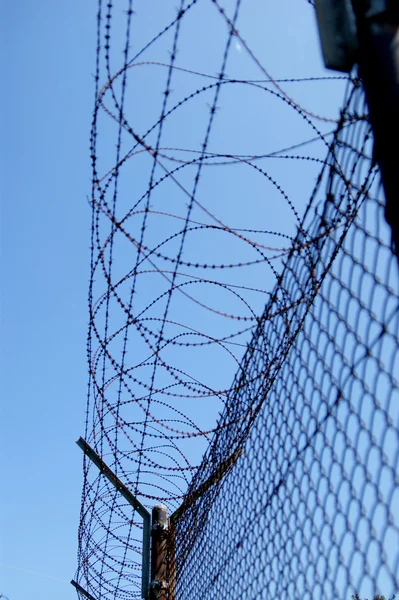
[171,85,399,600]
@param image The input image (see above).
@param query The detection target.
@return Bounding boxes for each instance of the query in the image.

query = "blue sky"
[0,2,351,600]
[1,2,95,599]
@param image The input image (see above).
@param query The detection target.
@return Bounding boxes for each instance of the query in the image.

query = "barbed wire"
[76,1,398,599]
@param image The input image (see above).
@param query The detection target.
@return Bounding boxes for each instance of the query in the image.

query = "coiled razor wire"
[76,1,399,599]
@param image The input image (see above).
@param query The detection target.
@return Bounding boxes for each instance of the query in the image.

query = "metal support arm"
[76,437,151,599]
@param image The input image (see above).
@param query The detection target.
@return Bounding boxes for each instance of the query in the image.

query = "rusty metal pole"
[168,520,176,600]
[150,504,169,600]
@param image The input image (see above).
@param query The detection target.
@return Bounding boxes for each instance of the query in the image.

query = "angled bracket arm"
[71,580,99,600]
[76,437,151,599]
[171,447,243,523]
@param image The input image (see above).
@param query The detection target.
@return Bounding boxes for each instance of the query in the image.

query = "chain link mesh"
[171,85,399,600]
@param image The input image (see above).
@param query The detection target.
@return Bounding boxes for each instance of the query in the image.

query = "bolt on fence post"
[150,504,169,600]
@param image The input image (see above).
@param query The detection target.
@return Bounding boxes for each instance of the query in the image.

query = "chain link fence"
[76,2,399,599]
[170,84,399,600]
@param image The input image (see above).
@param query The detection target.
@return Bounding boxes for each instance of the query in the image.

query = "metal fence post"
[150,504,169,600]
[168,520,176,600]
[315,0,399,256]
[352,0,399,256]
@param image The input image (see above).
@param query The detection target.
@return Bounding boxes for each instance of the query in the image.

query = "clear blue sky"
[1,2,95,599]
[0,2,348,600]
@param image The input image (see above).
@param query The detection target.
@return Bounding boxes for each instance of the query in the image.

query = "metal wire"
[76,2,399,599]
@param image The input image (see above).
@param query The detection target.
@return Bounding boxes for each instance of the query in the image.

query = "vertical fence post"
[150,504,169,600]
[168,520,176,600]
[352,0,399,255]
[314,0,399,257]
[75,438,151,599]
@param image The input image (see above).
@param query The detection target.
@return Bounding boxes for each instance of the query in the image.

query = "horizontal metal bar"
[77,437,150,520]
[70,580,98,600]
